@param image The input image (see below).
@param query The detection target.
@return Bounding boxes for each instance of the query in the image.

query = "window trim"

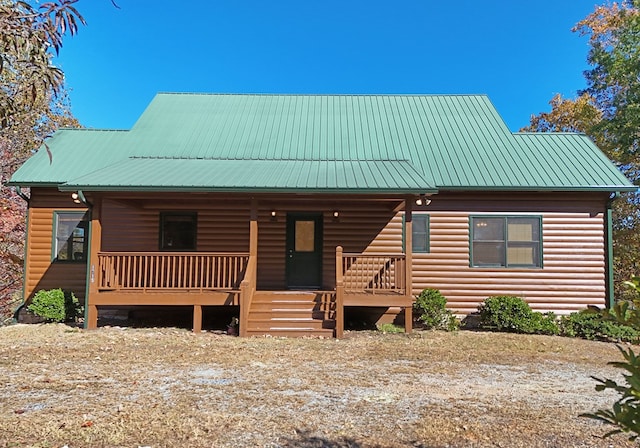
[51,211,89,263]
[159,211,198,251]
[402,212,430,254]
[469,215,543,269]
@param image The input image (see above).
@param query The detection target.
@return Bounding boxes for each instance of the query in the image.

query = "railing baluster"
[96,252,251,292]
[341,253,406,294]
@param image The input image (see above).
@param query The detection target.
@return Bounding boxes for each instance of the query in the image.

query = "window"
[403,213,430,253]
[160,212,197,251]
[470,216,541,268]
[53,212,88,262]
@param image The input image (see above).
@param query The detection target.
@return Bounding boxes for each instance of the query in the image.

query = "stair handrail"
[239,254,257,337]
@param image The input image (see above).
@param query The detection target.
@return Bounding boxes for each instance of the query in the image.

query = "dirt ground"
[0,323,637,448]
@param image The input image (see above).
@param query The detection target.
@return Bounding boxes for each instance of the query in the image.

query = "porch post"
[239,198,258,337]
[193,305,202,333]
[86,195,102,329]
[335,246,344,338]
[404,196,413,334]
[250,198,258,258]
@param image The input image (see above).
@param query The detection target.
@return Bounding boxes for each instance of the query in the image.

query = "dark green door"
[286,213,323,289]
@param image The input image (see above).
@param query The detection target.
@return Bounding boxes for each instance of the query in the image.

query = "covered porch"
[85,193,419,337]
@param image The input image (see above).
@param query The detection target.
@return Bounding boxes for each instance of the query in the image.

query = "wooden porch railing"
[97,252,250,291]
[340,251,406,294]
[335,246,407,338]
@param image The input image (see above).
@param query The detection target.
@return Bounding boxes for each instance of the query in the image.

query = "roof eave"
[57,185,439,194]
[6,181,64,187]
[439,185,638,193]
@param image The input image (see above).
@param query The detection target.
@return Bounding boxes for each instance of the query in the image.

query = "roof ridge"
[155,92,490,98]
[514,131,587,136]
[57,128,130,133]
[129,156,412,162]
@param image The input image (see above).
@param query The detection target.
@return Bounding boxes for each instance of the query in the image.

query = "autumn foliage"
[525,0,640,301]
[0,1,83,323]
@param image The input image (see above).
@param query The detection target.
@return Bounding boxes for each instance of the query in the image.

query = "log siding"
[22,190,611,317]
[374,192,609,314]
[24,188,89,301]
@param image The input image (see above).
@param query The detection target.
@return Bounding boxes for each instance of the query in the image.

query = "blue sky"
[55,1,598,132]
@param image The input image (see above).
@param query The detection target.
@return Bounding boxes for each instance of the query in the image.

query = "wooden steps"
[244,291,335,337]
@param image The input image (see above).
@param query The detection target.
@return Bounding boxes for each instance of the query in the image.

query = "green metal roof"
[8,93,636,193]
[60,158,433,193]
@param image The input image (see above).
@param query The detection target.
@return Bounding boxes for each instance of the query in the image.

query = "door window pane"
[295,221,315,252]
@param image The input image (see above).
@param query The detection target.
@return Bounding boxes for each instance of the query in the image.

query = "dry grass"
[0,323,637,448]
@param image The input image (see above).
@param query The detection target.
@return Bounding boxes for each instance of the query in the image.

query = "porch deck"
[89,249,412,336]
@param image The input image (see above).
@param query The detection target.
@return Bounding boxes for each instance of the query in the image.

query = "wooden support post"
[249,198,258,258]
[404,196,413,334]
[86,196,102,330]
[87,305,98,330]
[335,246,344,339]
[239,198,258,338]
[193,305,202,333]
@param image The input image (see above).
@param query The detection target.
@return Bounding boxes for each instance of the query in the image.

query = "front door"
[286,213,323,289]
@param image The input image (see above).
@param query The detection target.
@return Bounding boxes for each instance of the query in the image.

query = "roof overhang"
[56,158,438,194]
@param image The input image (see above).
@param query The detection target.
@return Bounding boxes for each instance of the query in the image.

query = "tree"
[576,1,640,165]
[0,0,85,126]
[524,0,640,302]
[0,1,85,323]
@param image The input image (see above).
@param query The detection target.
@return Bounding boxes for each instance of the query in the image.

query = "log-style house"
[8,93,636,337]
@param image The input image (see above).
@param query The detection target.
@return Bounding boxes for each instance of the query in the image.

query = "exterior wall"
[23,188,88,301]
[98,195,396,290]
[100,197,251,253]
[23,190,610,317]
[368,192,609,315]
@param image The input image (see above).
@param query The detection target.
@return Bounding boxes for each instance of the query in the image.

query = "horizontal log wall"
[99,196,397,290]
[24,188,89,301]
[255,202,397,289]
[366,192,609,315]
[24,190,610,316]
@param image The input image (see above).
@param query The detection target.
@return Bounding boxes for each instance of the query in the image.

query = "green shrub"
[27,289,81,323]
[560,310,639,343]
[413,288,459,331]
[478,295,558,335]
[582,346,640,441]
[582,277,640,441]
[376,323,404,334]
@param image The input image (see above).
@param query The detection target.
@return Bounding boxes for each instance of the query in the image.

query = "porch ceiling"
[58,158,437,193]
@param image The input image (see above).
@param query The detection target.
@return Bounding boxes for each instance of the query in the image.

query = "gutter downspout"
[15,186,30,203]
[12,186,30,322]
[605,192,620,310]
[76,190,92,208]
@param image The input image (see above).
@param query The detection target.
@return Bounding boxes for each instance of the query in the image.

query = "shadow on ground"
[278,430,433,448]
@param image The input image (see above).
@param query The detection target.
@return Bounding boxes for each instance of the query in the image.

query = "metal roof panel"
[10,93,636,193]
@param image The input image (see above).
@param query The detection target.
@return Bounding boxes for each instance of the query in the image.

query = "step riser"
[246,291,337,337]
[249,310,330,320]
[245,330,334,338]
[250,302,333,311]
[248,320,334,330]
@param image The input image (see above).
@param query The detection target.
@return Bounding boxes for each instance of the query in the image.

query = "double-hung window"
[53,211,89,262]
[470,216,541,268]
[403,213,430,253]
